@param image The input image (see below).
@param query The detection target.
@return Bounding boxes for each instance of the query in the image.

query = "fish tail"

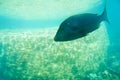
[101,0,110,24]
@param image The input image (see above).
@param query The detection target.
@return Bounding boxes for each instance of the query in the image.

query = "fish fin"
[102,0,110,24]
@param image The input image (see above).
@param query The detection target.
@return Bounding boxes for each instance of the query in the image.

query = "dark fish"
[54,5,109,42]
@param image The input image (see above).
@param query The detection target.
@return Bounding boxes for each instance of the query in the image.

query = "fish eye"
[71,27,77,31]
[67,22,70,25]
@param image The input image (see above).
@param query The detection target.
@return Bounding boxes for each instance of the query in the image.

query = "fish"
[54,4,109,42]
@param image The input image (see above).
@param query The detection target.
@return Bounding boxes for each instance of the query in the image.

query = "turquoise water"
[0,0,120,80]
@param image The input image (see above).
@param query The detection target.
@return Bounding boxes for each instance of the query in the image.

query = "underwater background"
[0,0,120,80]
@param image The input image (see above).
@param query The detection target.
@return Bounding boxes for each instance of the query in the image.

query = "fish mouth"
[54,32,79,42]
[54,35,64,42]
[54,33,61,41]
[54,36,58,41]
[54,38,62,42]
[54,33,76,42]
[54,30,64,41]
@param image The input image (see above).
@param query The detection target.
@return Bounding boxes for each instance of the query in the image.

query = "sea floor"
[0,27,119,80]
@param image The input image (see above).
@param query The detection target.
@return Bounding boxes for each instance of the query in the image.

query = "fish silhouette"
[54,4,109,42]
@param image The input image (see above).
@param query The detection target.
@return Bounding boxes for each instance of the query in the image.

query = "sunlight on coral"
[1,23,118,80]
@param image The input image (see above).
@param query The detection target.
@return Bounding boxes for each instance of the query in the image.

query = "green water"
[0,0,120,80]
